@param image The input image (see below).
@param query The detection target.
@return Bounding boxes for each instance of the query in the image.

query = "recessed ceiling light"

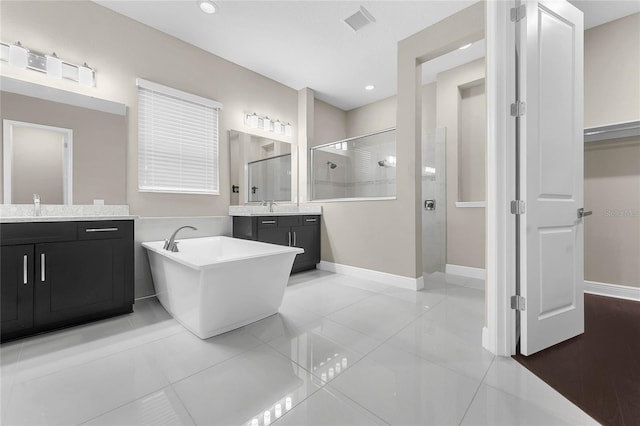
[365,85,375,91]
[198,0,216,14]
[458,43,472,50]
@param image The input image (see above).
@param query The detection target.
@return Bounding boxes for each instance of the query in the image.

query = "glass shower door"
[422,128,446,275]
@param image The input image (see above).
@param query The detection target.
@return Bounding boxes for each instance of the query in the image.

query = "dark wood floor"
[514,294,640,426]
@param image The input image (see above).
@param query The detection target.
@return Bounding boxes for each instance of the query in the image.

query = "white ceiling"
[94,0,638,111]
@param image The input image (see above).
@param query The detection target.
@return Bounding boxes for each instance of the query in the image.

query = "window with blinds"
[137,78,222,194]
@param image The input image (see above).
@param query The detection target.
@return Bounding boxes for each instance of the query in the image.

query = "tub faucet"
[163,225,197,252]
[33,194,41,216]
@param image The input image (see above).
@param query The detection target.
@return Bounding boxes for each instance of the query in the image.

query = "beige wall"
[313,100,346,147]
[346,95,398,138]
[1,0,298,216]
[584,13,640,128]
[584,138,640,287]
[584,14,640,288]
[437,59,486,268]
[1,92,127,205]
[458,82,486,202]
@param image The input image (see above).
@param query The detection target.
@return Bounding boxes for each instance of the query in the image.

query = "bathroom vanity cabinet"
[232,215,320,273]
[0,220,134,342]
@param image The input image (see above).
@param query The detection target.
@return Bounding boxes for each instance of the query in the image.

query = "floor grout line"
[458,355,496,425]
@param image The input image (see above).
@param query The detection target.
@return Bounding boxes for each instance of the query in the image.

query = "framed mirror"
[0,76,127,206]
[229,130,295,205]
[3,120,73,204]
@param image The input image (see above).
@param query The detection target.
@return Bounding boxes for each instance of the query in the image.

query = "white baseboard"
[318,261,424,291]
[446,264,486,281]
[584,280,640,302]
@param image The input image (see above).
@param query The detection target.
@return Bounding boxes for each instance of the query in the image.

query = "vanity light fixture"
[262,116,272,131]
[458,43,473,50]
[364,84,375,91]
[45,53,62,79]
[198,0,217,14]
[0,41,96,87]
[244,112,293,137]
[8,42,28,69]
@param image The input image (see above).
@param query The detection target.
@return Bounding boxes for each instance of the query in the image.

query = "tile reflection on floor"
[0,269,597,425]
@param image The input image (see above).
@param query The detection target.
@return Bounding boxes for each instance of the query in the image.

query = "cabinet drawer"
[278,215,301,227]
[257,217,278,228]
[1,222,76,245]
[78,221,131,240]
[302,216,320,226]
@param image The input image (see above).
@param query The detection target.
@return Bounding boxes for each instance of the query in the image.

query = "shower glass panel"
[247,154,291,202]
[311,128,396,200]
[422,128,447,275]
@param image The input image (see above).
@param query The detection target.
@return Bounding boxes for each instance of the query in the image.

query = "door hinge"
[510,5,526,22]
[511,295,526,311]
[510,200,525,215]
[510,101,526,117]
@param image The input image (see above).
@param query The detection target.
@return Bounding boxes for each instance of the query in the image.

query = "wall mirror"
[0,76,127,205]
[229,130,295,205]
[3,120,73,204]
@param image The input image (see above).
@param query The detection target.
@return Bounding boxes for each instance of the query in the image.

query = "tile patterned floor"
[0,270,597,425]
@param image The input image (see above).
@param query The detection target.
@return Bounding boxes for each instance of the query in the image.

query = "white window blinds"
[137,78,222,194]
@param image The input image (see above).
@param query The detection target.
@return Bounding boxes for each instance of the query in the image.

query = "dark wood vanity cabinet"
[233,215,321,273]
[1,220,134,342]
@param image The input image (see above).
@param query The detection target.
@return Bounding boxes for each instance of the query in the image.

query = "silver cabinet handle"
[293,231,297,246]
[261,220,276,225]
[288,231,292,246]
[305,218,317,222]
[85,227,119,233]
[23,255,28,285]
[41,253,45,282]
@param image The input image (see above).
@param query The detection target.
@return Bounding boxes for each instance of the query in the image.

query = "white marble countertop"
[0,204,136,223]
[0,215,137,223]
[229,204,322,217]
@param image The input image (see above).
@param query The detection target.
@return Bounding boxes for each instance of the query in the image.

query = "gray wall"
[584,13,640,288]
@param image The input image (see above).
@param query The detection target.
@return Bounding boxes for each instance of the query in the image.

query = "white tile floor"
[1,270,597,425]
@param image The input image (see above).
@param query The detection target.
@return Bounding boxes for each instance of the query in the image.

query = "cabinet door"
[291,225,319,271]
[258,227,291,247]
[1,245,34,337]
[34,239,127,328]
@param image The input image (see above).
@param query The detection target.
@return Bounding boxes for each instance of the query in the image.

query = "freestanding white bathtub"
[142,236,303,339]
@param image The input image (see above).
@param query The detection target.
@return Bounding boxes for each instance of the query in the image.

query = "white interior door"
[519,0,584,356]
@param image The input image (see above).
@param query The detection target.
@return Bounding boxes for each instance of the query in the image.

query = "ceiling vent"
[344,6,376,32]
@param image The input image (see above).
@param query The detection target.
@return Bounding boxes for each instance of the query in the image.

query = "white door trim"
[485,0,517,356]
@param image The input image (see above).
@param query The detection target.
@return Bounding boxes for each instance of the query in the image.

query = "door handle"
[293,231,297,246]
[23,255,28,285]
[288,231,292,246]
[578,208,592,219]
[40,253,46,282]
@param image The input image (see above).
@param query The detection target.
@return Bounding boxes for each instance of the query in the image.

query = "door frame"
[485,0,518,356]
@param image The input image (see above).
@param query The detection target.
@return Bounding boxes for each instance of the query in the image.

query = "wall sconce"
[0,41,95,87]
[245,112,292,137]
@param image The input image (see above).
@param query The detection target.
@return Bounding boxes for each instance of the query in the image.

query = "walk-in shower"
[422,128,447,275]
[311,128,396,201]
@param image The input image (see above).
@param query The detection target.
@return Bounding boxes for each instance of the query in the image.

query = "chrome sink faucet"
[163,225,197,252]
[33,194,41,216]
[262,200,277,213]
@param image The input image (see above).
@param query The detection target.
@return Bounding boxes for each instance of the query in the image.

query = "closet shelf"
[584,120,640,143]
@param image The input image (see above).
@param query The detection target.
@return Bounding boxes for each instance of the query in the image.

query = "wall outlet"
[93,199,105,206]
